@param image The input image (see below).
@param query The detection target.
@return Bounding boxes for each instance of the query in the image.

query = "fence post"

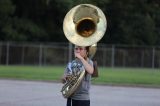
[152,47,155,69]
[21,45,25,65]
[43,46,47,66]
[103,48,107,67]
[39,44,43,66]
[68,43,73,62]
[141,51,144,68]
[6,42,10,66]
[111,45,115,68]
[0,42,2,64]
[122,50,126,67]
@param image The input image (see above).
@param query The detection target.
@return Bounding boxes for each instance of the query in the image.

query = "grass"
[94,68,160,87]
[0,65,160,87]
[0,65,64,81]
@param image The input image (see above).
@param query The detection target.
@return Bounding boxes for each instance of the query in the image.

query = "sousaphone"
[61,4,107,98]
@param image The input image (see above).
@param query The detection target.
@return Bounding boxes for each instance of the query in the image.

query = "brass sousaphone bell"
[63,4,107,47]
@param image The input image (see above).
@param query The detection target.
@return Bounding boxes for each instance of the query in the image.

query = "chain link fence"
[0,42,160,68]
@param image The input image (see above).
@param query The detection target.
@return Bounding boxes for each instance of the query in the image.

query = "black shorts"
[67,98,90,106]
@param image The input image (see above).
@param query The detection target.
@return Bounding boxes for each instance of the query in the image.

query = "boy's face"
[74,46,87,58]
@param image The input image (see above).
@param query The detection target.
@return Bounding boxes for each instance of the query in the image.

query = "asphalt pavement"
[0,79,160,106]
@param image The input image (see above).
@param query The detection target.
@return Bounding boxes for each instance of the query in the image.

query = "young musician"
[62,45,94,106]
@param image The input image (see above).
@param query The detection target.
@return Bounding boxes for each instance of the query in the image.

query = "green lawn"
[0,65,160,87]
[0,65,64,81]
[94,68,160,87]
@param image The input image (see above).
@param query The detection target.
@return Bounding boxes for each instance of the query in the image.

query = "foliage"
[0,0,159,46]
[104,0,160,45]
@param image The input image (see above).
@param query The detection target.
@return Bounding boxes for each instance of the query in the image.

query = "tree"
[0,0,159,46]
[102,0,159,46]
[0,0,15,40]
